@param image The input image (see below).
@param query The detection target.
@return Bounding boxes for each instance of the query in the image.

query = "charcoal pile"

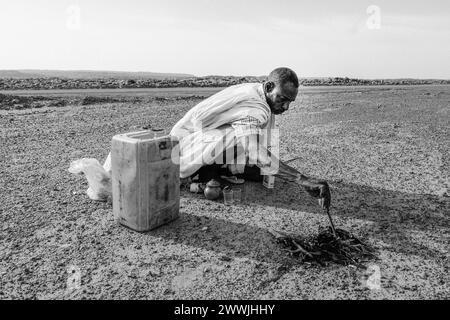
[269,226,377,268]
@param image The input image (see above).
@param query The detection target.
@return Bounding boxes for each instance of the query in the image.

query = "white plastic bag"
[103,152,112,175]
[69,158,112,201]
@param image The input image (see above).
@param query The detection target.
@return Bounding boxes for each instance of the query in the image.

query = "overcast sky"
[1,0,449,78]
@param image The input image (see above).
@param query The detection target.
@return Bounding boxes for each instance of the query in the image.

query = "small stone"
[163,288,174,295]
[219,255,232,262]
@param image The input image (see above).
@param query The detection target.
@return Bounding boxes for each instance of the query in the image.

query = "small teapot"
[204,179,221,200]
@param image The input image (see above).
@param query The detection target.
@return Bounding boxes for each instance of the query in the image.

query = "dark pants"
[193,164,263,183]
[192,145,263,183]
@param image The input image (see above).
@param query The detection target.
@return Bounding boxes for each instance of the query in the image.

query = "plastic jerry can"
[111,130,180,232]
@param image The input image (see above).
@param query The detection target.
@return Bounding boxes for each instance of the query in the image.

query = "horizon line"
[0,69,449,81]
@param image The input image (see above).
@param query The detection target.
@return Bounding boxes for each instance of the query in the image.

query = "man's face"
[264,81,298,115]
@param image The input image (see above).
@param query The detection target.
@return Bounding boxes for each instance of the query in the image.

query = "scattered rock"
[219,255,232,262]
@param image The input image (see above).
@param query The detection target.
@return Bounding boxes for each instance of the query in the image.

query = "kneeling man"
[170,67,331,209]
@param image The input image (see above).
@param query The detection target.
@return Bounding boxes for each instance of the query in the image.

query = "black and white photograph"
[0,0,449,304]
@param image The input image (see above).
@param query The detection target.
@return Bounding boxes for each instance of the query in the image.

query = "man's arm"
[274,158,331,209]
[257,144,331,210]
[231,118,331,209]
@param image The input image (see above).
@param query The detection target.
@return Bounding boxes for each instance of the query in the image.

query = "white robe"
[170,83,277,178]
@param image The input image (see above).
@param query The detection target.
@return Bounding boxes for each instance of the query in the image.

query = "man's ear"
[264,81,275,93]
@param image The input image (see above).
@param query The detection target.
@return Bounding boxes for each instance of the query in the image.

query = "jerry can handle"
[159,141,168,150]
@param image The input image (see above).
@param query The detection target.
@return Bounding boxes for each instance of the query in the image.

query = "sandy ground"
[0,85,449,299]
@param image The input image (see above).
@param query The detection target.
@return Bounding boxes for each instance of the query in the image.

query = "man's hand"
[303,180,331,210]
[270,158,331,209]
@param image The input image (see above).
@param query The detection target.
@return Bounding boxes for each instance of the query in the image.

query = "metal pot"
[204,179,221,200]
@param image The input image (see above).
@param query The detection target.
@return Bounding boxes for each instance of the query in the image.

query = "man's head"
[263,67,299,115]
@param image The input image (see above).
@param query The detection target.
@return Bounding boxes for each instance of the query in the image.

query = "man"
[170,67,331,209]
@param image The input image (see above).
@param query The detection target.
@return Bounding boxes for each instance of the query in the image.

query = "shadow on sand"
[147,179,449,266]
